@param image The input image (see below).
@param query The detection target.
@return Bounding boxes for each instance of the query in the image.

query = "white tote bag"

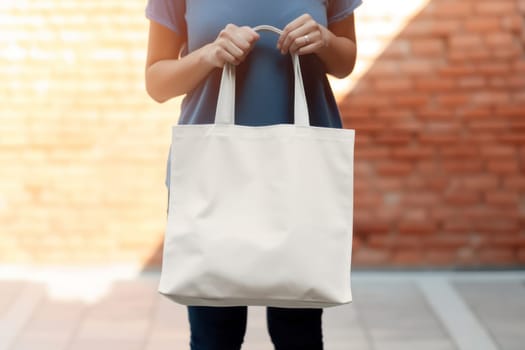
[159,25,355,308]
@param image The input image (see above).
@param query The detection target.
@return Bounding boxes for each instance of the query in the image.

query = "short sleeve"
[327,0,363,24]
[145,0,186,36]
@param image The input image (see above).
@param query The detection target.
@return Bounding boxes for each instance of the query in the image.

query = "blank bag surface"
[158,25,355,308]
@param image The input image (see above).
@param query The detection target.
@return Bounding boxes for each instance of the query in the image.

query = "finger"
[224,28,259,59]
[217,49,237,66]
[280,20,319,54]
[288,29,322,55]
[296,41,324,56]
[239,26,260,43]
[278,14,311,50]
[220,38,244,59]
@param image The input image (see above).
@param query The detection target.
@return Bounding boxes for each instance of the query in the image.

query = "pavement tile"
[453,280,525,350]
[352,281,456,349]
[2,270,525,350]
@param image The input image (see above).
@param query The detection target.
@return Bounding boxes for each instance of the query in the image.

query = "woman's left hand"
[277,14,329,55]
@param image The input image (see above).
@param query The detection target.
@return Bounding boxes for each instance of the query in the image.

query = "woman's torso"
[179,0,341,128]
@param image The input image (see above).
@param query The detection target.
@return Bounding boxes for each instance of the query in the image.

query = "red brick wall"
[0,0,524,268]
[343,0,525,267]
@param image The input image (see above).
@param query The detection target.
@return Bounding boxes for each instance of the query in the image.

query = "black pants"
[188,306,323,350]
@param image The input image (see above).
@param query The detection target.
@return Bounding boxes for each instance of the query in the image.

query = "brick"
[401,193,440,207]
[476,62,512,75]
[449,34,484,49]
[375,133,412,145]
[419,133,459,144]
[502,15,525,32]
[425,249,459,266]
[403,20,432,37]
[439,65,476,77]
[343,107,372,119]
[486,32,516,47]
[498,133,525,144]
[355,146,390,160]
[472,91,511,105]
[390,122,424,132]
[484,191,520,206]
[375,178,404,191]
[477,248,516,265]
[376,162,413,176]
[353,248,390,266]
[381,40,411,58]
[494,105,525,118]
[368,235,421,248]
[462,175,500,190]
[398,220,436,235]
[443,160,484,173]
[424,235,471,248]
[458,76,486,89]
[404,176,426,190]
[375,108,413,119]
[473,218,521,234]
[392,93,430,107]
[464,17,501,32]
[518,249,525,264]
[354,134,372,146]
[414,78,455,92]
[430,20,462,36]
[391,147,434,160]
[456,248,478,266]
[374,77,413,92]
[391,249,424,265]
[346,95,391,108]
[427,177,449,191]
[508,75,525,88]
[468,120,508,132]
[480,145,517,158]
[514,91,525,103]
[460,107,492,119]
[432,2,472,17]
[411,39,445,56]
[486,160,519,174]
[444,189,481,206]
[355,193,383,207]
[443,216,475,233]
[477,236,525,248]
[449,47,492,61]
[440,145,479,158]
[437,93,469,106]
[417,160,442,175]
[503,176,525,190]
[355,220,391,235]
[475,1,517,15]
[418,109,456,120]
[351,120,385,132]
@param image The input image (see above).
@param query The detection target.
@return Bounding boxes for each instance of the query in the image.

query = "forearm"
[316,28,357,79]
[145,44,216,103]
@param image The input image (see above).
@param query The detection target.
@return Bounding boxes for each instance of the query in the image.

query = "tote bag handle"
[214,25,310,127]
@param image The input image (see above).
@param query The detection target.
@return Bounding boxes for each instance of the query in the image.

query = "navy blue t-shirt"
[145,0,362,187]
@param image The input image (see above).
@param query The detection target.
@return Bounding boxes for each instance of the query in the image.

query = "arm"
[277,14,358,79]
[145,21,259,103]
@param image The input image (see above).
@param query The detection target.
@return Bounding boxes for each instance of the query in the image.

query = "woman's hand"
[277,14,330,55]
[277,13,358,78]
[204,24,260,67]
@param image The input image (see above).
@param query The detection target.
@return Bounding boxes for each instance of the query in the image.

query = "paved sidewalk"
[0,267,524,350]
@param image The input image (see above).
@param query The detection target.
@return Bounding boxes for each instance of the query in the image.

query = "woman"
[145,0,361,349]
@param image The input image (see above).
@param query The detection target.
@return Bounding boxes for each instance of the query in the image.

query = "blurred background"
[0,0,524,349]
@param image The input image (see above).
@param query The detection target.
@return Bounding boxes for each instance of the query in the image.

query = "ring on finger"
[303,34,310,45]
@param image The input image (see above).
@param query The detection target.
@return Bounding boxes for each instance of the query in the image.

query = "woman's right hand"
[204,24,260,68]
